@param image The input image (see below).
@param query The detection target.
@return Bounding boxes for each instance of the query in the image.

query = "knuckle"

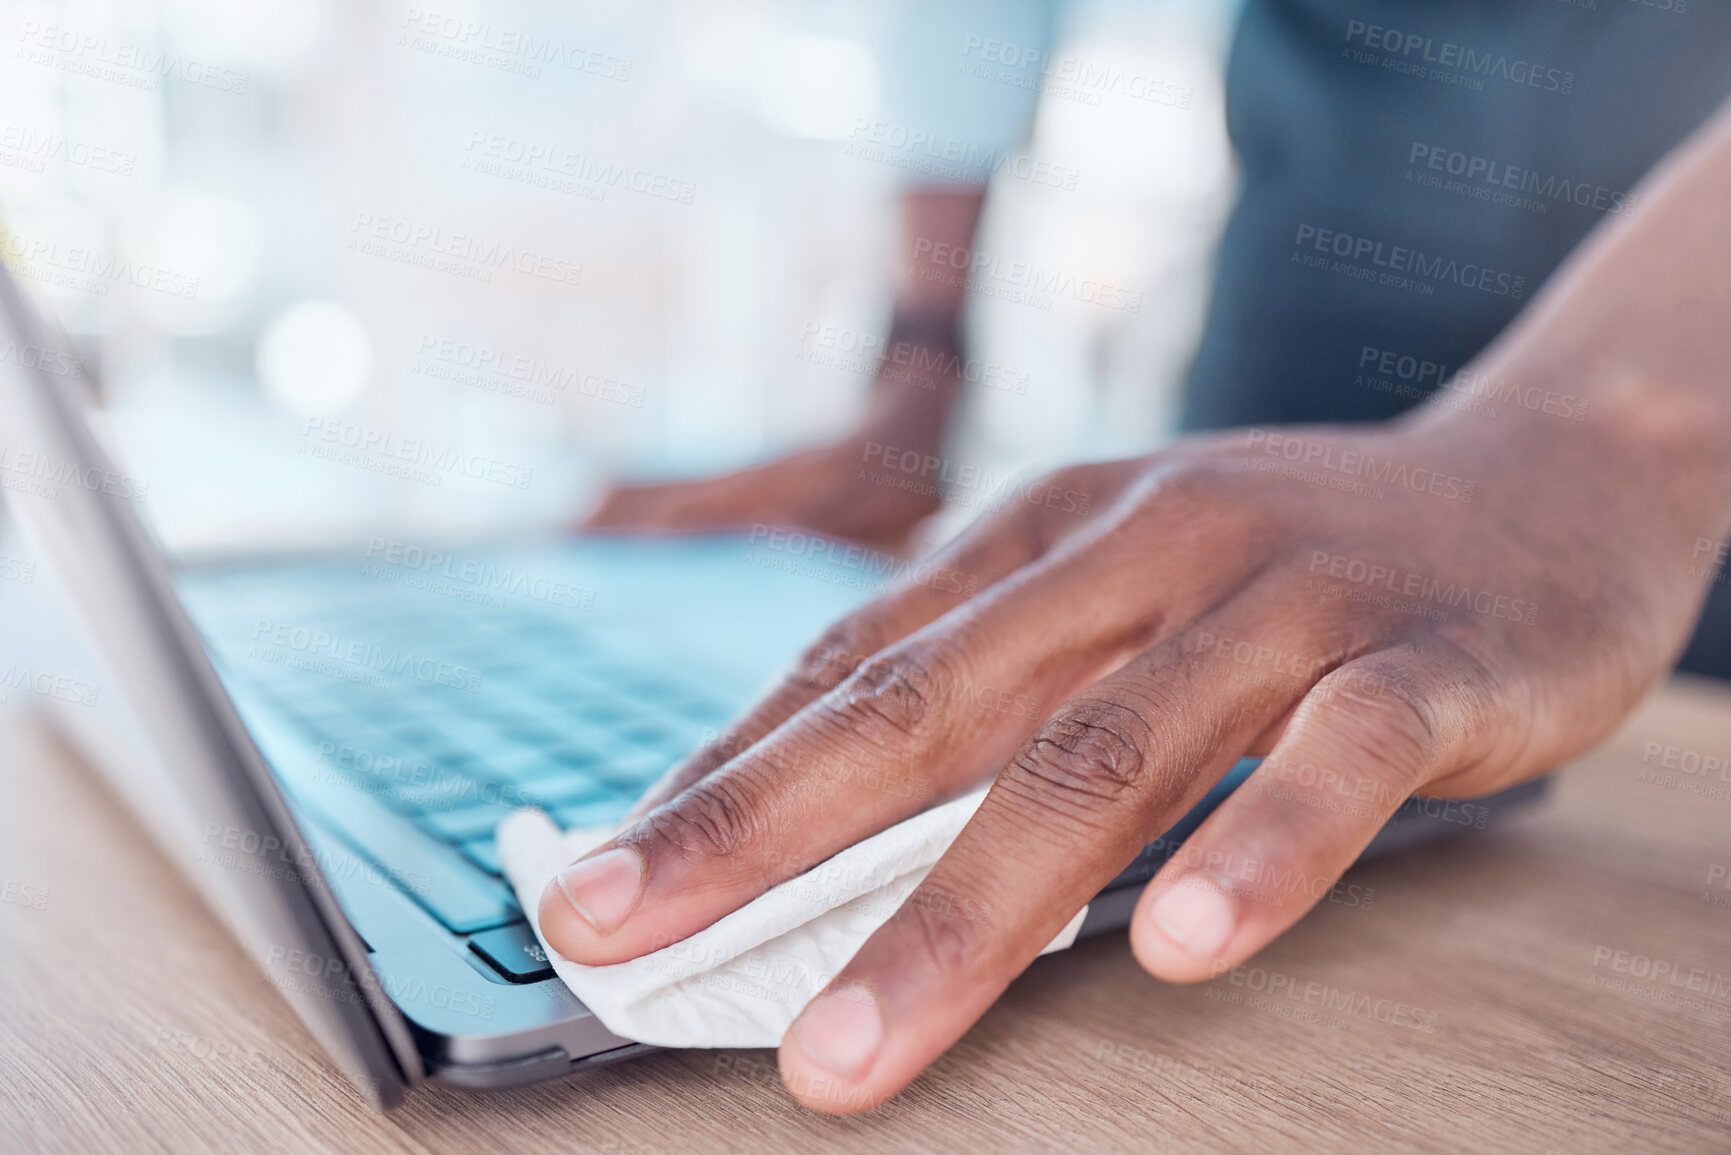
[634,775,763,863]
[790,620,878,694]
[1006,700,1153,810]
[686,721,761,773]
[1142,457,1229,502]
[1312,663,1441,782]
[829,649,950,739]
[1120,458,1263,537]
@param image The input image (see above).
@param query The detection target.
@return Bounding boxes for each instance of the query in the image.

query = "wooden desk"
[4,679,1730,1153]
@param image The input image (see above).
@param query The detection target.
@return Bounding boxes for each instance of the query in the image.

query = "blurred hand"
[583,186,985,552]
[581,431,942,552]
[539,400,1725,1111]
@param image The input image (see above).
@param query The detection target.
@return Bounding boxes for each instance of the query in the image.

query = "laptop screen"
[0,266,419,1107]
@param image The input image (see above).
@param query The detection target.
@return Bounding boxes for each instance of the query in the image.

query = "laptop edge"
[0,268,420,1107]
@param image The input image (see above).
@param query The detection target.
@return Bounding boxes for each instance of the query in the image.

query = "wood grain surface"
[4,677,1730,1154]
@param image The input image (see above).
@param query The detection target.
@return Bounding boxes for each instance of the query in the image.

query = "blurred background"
[0,0,1240,555]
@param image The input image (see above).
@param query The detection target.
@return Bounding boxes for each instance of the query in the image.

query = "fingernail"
[789,982,882,1079]
[1150,877,1235,960]
[554,847,645,936]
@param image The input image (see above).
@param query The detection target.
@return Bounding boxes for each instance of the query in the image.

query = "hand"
[537,399,1722,1111]
[540,103,1731,1112]
[582,185,985,552]
[580,434,942,552]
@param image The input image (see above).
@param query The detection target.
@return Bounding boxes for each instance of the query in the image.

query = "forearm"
[1413,98,1731,546]
[851,187,988,444]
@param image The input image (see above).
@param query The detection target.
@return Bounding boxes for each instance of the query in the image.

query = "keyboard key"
[593,750,676,787]
[502,724,563,746]
[418,801,521,842]
[615,721,677,746]
[529,778,619,809]
[554,797,629,829]
[460,838,502,875]
[388,768,519,814]
[388,723,443,744]
[281,769,519,934]
[537,745,611,772]
[469,923,555,983]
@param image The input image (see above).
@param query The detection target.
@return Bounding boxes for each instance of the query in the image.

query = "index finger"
[538,475,1271,968]
[623,465,1138,819]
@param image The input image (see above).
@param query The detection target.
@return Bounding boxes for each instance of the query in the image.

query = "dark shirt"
[1181,0,1731,676]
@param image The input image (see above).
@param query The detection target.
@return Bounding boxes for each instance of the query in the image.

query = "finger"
[1130,642,1491,982]
[581,472,796,536]
[622,460,1146,820]
[621,511,1039,821]
[541,472,1251,966]
[774,603,1325,1113]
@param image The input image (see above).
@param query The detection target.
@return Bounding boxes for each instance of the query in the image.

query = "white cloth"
[496,788,1087,1049]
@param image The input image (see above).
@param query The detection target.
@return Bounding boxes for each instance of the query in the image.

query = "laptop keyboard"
[178,564,738,983]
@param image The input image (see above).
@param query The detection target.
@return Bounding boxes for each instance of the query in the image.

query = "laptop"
[0,267,1548,1108]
